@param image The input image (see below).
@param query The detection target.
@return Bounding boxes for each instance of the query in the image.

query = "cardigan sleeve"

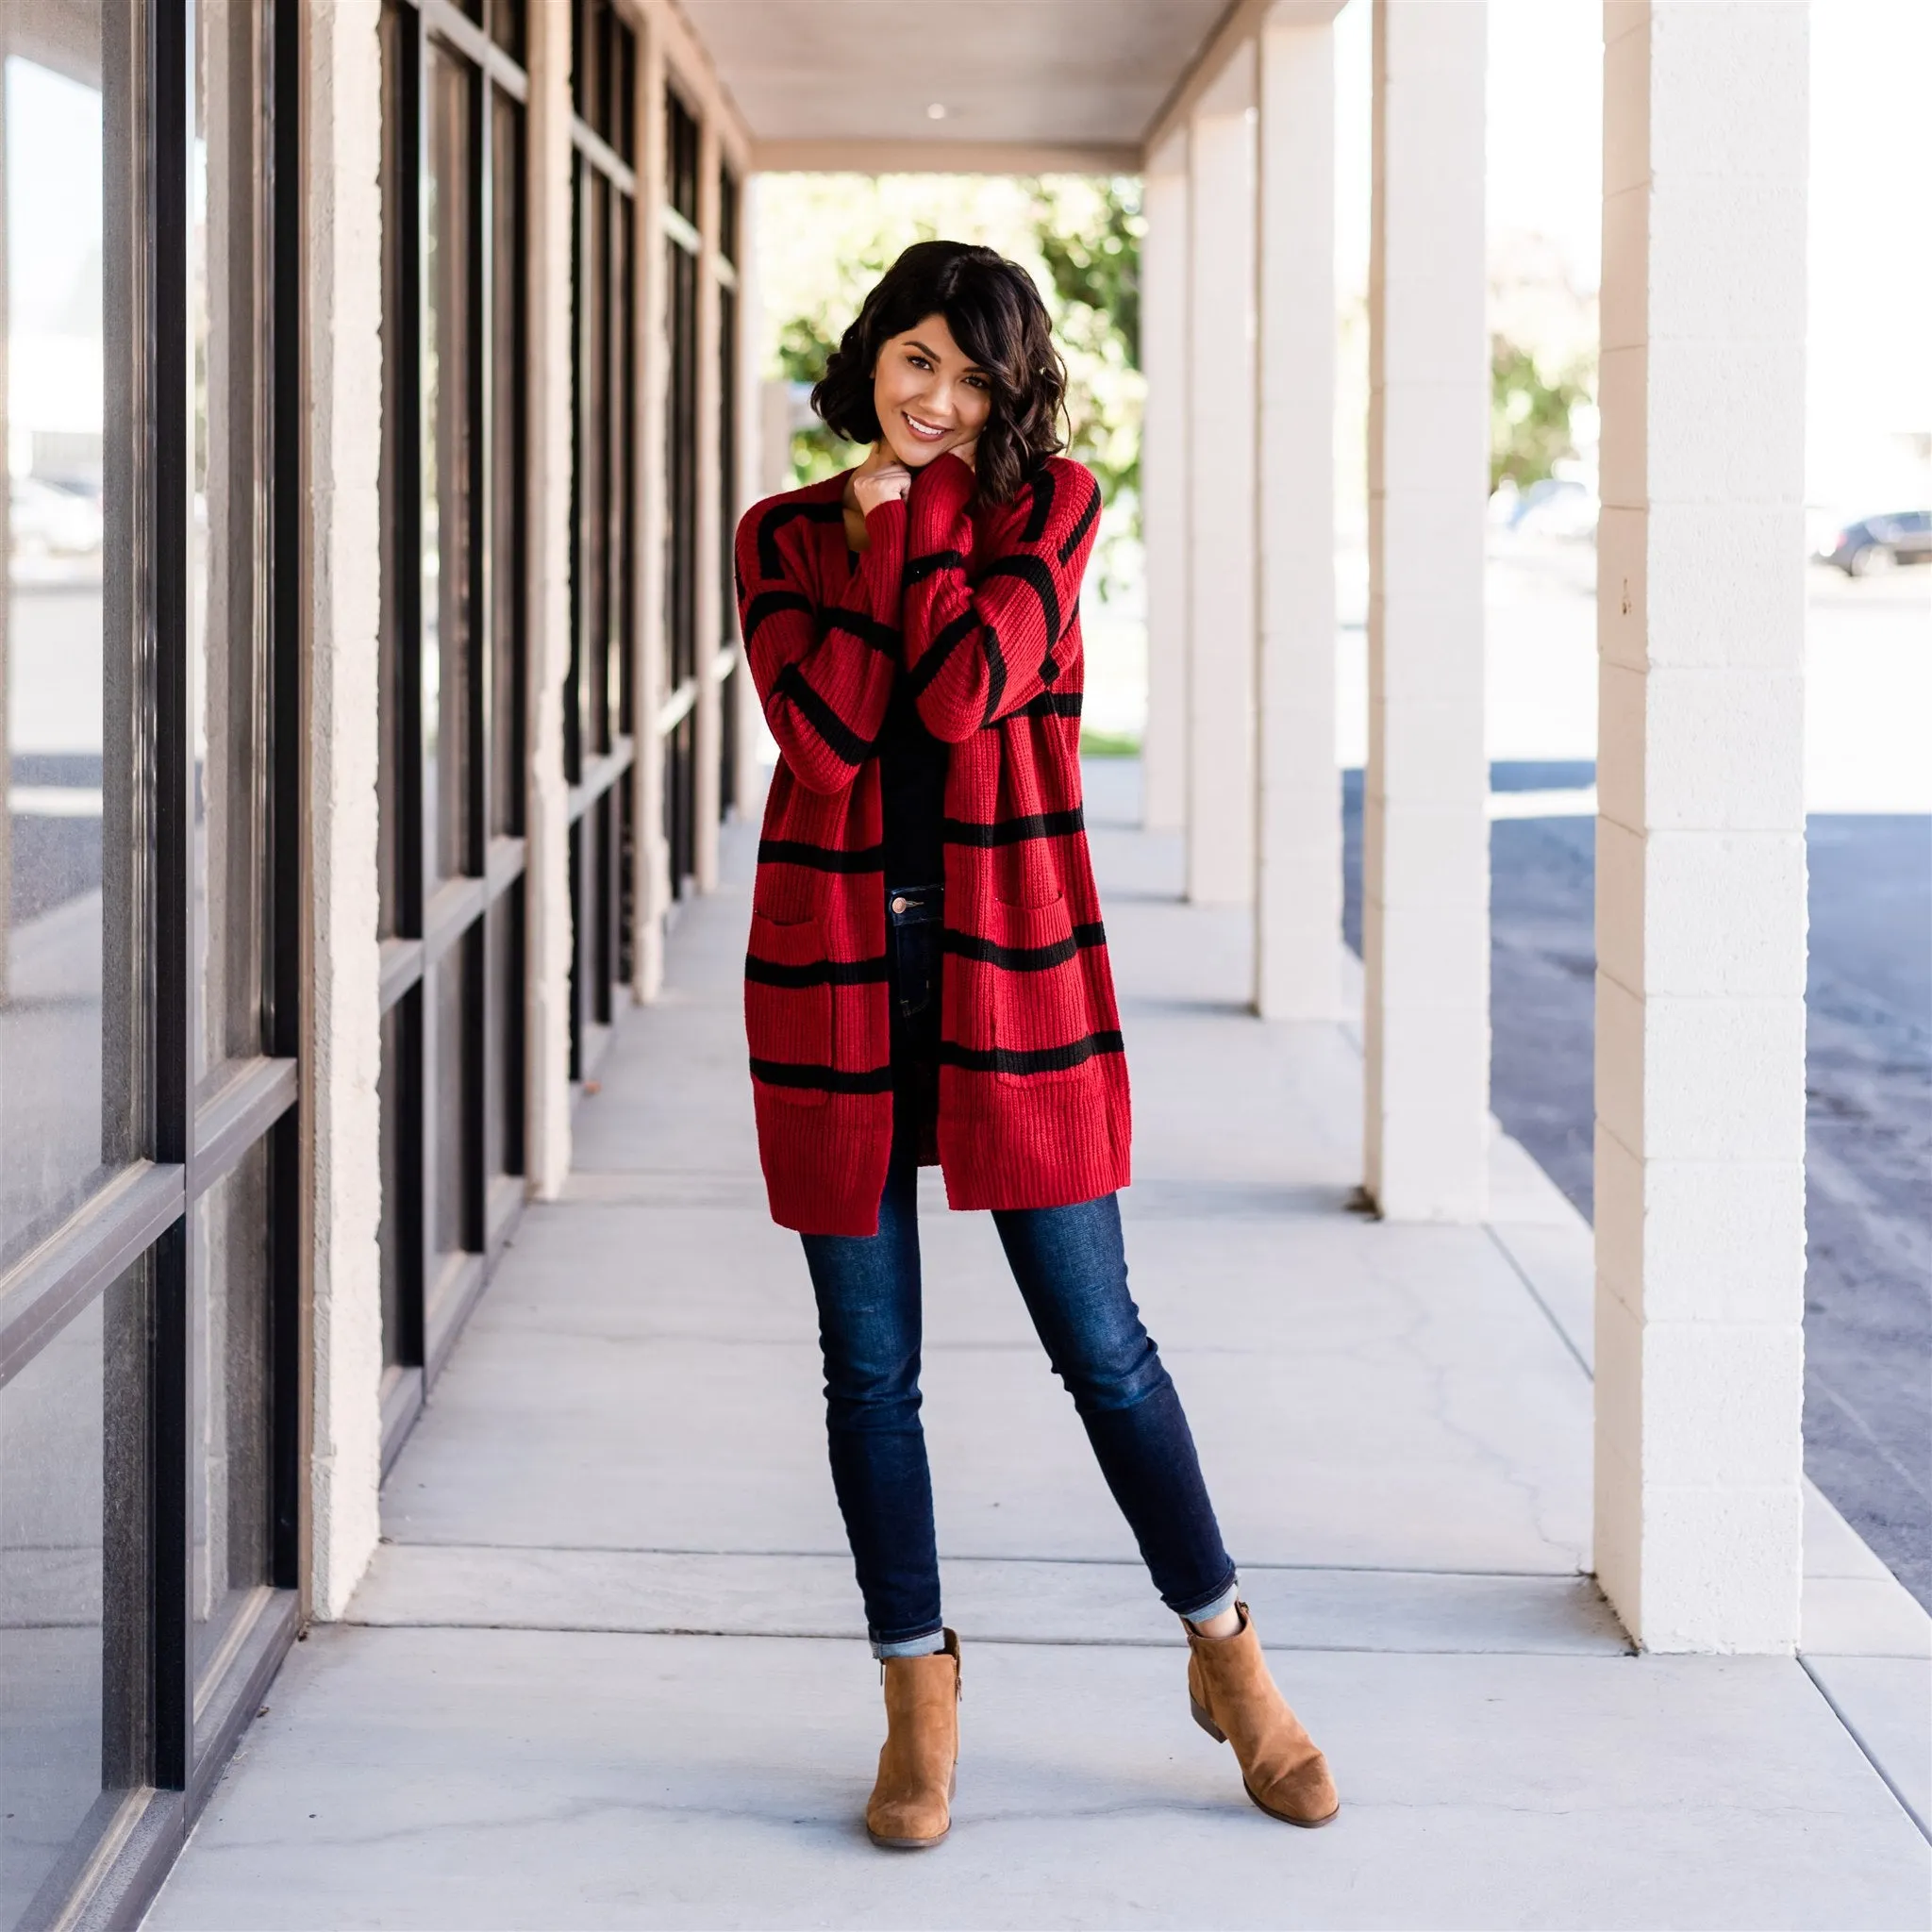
[735,492,906,796]
[899,455,1102,744]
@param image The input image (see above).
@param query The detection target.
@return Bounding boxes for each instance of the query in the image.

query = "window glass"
[1,20,146,1268]
[192,1138,273,1686]
[485,883,522,1183]
[424,43,475,888]
[490,89,524,839]
[377,995,411,1368]
[430,941,472,1264]
[190,0,267,1088]
[0,1263,148,1927]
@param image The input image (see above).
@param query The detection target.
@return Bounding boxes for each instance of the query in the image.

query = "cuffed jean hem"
[872,1625,947,1660]
[1173,1573,1241,1627]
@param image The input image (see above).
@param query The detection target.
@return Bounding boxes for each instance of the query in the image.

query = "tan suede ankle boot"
[865,1629,961,1849]
[1186,1604,1339,1826]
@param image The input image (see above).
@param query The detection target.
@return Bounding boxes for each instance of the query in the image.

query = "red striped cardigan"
[736,452,1131,1237]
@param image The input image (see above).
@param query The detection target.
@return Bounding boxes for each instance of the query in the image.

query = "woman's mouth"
[901,411,950,444]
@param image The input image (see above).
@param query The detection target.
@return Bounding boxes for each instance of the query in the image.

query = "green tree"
[1491,336,1591,492]
[1023,175,1144,525]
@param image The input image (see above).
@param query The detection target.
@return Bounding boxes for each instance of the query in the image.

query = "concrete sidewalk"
[149,764,1929,1930]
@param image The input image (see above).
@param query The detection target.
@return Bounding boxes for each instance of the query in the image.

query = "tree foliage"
[1491,335,1591,492]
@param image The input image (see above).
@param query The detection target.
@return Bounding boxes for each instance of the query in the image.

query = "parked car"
[1819,510,1932,576]
[10,475,105,558]
[1506,475,1599,540]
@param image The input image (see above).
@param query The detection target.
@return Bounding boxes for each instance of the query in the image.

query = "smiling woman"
[732,238,1339,1854]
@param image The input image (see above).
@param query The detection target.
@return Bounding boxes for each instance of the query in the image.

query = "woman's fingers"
[854,463,912,513]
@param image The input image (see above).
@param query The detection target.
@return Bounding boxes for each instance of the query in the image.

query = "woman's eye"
[966,376,989,391]
[907,355,930,370]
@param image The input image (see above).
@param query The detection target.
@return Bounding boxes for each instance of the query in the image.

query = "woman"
[734,241,1337,1847]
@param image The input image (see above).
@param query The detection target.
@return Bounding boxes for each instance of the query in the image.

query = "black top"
[877,672,948,890]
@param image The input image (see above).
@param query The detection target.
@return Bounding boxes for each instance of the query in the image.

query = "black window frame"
[374,0,530,1466]
[0,0,307,1918]
[566,0,638,1076]
[661,83,701,899]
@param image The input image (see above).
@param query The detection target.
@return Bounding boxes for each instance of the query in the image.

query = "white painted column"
[1362,0,1489,1220]
[1139,139,1189,834]
[301,0,384,1619]
[1253,9,1340,1018]
[523,0,573,1195]
[1592,0,1809,1654]
[728,172,768,818]
[1185,59,1257,907]
[632,34,670,1001]
[692,116,724,891]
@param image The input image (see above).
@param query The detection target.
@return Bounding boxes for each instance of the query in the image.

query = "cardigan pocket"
[745,911,835,1108]
[986,892,1098,1086]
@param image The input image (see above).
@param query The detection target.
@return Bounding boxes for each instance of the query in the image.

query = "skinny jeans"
[799,882,1238,1655]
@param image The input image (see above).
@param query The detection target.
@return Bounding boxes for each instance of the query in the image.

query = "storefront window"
[1,25,143,1270]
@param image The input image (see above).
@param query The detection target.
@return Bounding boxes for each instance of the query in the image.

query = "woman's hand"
[848,443,912,518]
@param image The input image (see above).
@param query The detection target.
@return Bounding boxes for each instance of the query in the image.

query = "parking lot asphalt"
[1342,772,1932,1612]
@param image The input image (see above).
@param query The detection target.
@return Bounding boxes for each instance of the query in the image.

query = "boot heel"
[1191,1695,1227,1743]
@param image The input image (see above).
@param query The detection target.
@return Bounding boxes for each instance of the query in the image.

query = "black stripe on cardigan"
[943,921,1107,972]
[939,1029,1125,1076]
[743,589,815,644]
[750,1058,895,1094]
[977,617,1008,728]
[905,548,968,587]
[908,611,978,695]
[1016,690,1082,718]
[1020,464,1057,542]
[773,662,874,767]
[822,606,900,654]
[941,806,1085,847]
[757,838,886,874]
[979,553,1062,649]
[1056,477,1103,564]
[744,952,891,989]
[756,498,846,577]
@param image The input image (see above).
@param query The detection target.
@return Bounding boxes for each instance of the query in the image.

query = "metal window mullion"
[151,0,195,1796]
[265,0,307,1597]
[467,66,492,1248]
[398,1,430,1371]
[417,0,527,102]
[570,113,634,196]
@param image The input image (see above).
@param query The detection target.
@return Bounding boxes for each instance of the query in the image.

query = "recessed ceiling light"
[926,102,947,121]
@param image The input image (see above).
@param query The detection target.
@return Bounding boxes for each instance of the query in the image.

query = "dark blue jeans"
[799,883,1237,1653]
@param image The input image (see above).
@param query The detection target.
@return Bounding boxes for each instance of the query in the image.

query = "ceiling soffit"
[678,0,1234,160]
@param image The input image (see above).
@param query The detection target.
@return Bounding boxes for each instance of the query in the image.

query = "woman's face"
[871,312,992,468]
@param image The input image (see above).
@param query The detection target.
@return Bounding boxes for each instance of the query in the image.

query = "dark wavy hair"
[811,241,1067,505]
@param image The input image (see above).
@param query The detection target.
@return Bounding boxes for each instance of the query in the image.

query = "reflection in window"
[190,0,268,1091]
[1,25,143,1269]
[192,1138,273,1685]
[0,1265,148,1929]
[425,42,474,888]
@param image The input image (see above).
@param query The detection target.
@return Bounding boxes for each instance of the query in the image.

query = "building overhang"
[682,0,1345,175]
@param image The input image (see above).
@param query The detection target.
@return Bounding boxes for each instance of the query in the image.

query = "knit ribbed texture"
[737,453,1129,1236]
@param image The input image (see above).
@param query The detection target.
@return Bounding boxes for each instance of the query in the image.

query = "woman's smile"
[869,315,992,469]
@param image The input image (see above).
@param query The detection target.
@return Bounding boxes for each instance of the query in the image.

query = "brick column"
[523,0,573,1195]
[692,115,724,891]
[1593,0,1810,1653]
[1139,143,1189,834]
[1254,10,1341,1018]
[1362,0,1489,1219]
[302,0,385,1618]
[1185,61,1258,908]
